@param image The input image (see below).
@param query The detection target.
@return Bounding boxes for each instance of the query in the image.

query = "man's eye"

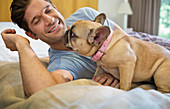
[45,9,52,14]
[35,19,40,24]
[45,7,53,14]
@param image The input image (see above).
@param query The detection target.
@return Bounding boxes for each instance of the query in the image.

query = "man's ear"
[93,13,106,25]
[25,32,38,40]
[88,26,110,46]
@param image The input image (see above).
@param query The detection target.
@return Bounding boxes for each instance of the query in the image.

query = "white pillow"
[0,22,49,61]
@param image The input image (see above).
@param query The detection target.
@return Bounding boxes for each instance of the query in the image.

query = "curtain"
[128,0,161,35]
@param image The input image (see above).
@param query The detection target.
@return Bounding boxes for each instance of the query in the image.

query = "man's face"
[24,0,67,45]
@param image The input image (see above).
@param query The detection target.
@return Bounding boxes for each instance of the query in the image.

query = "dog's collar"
[92,30,113,62]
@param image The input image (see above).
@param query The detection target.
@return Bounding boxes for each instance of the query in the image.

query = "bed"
[0,22,170,109]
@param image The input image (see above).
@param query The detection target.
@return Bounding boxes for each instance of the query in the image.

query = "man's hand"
[93,73,119,87]
[1,29,30,51]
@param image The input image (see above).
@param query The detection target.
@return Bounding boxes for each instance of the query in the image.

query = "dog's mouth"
[63,26,77,50]
[63,29,69,46]
[63,29,73,50]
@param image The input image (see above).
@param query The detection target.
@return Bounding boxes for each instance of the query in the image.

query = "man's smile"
[48,18,61,33]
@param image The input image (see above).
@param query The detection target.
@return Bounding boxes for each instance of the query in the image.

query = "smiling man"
[1,0,119,96]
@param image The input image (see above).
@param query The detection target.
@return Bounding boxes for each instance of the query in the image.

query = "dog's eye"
[71,33,78,38]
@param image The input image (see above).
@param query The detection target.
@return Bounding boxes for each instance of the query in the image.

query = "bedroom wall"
[52,0,98,19]
[0,0,12,21]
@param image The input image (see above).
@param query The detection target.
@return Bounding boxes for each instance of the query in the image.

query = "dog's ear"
[93,13,106,25]
[88,26,110,46]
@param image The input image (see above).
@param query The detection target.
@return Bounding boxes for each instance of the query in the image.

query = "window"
[158,0,170,39]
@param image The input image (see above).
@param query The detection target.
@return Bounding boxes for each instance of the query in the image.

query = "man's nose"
[42,14,54,26]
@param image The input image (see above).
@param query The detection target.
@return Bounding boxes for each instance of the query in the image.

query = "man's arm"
[1,29,73,96]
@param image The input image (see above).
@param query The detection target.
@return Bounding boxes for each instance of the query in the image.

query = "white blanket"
[29,82,170,109]
[0,59,170,109]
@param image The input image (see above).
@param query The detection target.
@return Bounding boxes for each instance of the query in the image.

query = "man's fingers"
[103,77,114,86]
[93,74,104,82]
[93,73,120,87]
[11,29,16,34]
[97,76,108,84]
[1,29,16,35]
[110,79,119,87]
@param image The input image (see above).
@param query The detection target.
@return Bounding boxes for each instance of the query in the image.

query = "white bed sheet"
[0,22,49,61]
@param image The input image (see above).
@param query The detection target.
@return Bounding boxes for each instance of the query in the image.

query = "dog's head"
[63,13,111,56]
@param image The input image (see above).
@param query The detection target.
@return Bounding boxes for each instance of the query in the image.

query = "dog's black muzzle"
[63,29,73,50]
[63,30,69,45]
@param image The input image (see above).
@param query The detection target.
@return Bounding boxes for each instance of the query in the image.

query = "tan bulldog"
[63,13,170,93]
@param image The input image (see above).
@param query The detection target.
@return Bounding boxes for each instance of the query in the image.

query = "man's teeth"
[50,19,60,33]
[51,25,58,32]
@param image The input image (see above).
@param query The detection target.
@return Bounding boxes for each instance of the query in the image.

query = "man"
[1,0,119,96]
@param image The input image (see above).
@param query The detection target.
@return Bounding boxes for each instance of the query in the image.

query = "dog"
[63,13,170,93]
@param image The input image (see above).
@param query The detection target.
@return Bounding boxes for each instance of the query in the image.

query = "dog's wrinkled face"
[63,13,110,56]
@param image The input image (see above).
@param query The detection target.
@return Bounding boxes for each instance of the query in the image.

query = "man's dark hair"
[10,0,53,33]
